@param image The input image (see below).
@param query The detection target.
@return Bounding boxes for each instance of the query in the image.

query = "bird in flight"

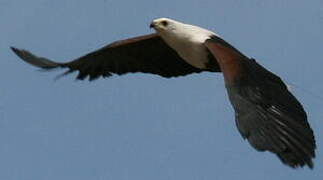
[11,17,316,169]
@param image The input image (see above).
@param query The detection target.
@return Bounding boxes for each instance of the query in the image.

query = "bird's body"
[11,17,316,169]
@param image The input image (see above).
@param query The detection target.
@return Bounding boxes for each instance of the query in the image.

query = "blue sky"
[1,0,322,179]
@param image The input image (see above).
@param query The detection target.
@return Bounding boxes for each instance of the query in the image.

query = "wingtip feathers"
[10,46,61,69]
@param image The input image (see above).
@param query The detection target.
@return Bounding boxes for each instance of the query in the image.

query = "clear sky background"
[1,0,322,179]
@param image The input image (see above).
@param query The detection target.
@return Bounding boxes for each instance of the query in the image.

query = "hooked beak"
[150,22,155,28]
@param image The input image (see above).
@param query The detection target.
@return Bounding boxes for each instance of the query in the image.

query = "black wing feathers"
[205,37,315,169]
[11,33,204,80]
[227,59,316,168]
[10,47,60,69]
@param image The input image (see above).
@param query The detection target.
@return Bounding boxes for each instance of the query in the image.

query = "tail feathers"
[10,47,61,69]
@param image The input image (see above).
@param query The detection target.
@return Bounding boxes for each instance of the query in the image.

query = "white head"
[150,18,217,39]
[150,18,181,33]
[149,18,218,69]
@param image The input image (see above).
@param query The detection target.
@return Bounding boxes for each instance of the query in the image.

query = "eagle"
[11,18,316,169]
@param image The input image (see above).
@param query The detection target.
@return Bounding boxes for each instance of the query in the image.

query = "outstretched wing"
[11,33,214,80]
[205,36,316,169]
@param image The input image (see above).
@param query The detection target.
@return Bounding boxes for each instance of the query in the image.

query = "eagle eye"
[161,20,168,26]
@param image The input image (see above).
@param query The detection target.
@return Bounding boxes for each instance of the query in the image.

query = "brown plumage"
[205,36,316,168]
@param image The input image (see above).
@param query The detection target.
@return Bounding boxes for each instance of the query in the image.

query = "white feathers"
[151,18,219,69]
